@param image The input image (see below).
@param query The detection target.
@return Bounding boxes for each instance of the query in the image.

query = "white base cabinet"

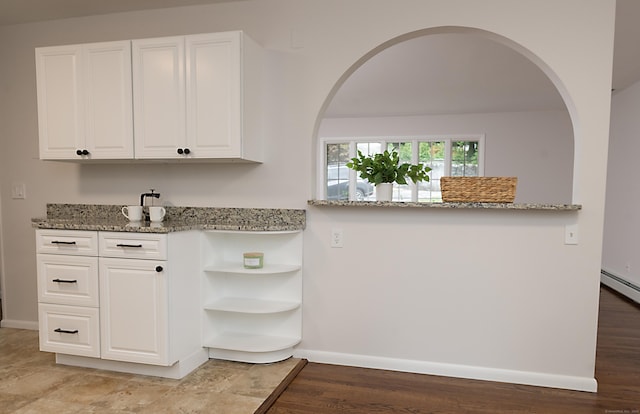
[35,229,206,379]
[202,230,303,363]
[35,226,304,375]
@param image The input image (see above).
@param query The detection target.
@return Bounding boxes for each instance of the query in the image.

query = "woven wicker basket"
[440,177,517,203]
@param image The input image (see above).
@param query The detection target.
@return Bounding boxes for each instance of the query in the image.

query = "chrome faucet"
[140,189,160,221]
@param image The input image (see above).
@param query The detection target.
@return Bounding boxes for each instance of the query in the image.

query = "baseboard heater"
[601,269,640,304]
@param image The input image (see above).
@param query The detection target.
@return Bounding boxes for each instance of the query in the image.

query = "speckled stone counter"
[307,200,581,210]
[32,204,306,233]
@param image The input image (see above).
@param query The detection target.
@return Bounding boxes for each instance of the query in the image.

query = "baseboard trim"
[0,319,39,330]
[601,270,640,304]
[293,349,597,392]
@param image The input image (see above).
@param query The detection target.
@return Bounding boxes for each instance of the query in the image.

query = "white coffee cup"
[122,205,143,222]
[149,206,166,222]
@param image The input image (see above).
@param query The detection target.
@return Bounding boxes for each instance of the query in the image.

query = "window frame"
[318,134,485,201]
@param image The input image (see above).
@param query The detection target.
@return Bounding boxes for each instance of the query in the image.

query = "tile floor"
[0,328,299,414]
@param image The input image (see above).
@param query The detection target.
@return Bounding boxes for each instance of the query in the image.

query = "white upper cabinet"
[185,32,242,159]
[133,31,263,161]
[36,41,134,160]
[36,31,263,162]
[132,37,186,159]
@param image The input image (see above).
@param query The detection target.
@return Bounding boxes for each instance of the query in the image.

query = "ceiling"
[1,0,638,117]
[0,0,245,26]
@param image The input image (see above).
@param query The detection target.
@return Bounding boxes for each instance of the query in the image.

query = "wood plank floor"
[265,286,640,413]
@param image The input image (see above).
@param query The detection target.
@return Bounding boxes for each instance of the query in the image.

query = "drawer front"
[99,232,167,260]
[37,254,99,307]
[36,230,98,256]
[39,303,100,358]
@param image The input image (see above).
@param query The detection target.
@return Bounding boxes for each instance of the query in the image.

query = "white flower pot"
[376,183,393,201]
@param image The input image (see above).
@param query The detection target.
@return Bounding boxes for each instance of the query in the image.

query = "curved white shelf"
[203,262,301,275]
[204,297,300,314]
[202,229,303,364]
[204,332,301,353]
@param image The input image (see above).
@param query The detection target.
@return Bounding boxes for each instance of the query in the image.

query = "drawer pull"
[116,243,143,248]
[54,328,79,334]
[155,266,163,272]
[52,278,78,284]
[51,240,77,245]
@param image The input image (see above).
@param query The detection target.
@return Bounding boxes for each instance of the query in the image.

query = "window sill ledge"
[307,200,581,211]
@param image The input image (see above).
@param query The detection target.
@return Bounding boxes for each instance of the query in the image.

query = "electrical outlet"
[331,228,343,248]
[565,224,578,245]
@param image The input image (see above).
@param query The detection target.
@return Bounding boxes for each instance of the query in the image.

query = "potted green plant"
[346,149,431,201]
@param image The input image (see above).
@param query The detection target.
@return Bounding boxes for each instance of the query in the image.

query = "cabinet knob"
[76,149,83,156]
[183,148,190,155]
[177,148,184,154]
[82,149,90,155]
[155,266,163,272]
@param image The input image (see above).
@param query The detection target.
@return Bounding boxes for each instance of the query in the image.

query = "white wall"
[602,79,640,299]
[0,0,615,391]
[320,110,573,203]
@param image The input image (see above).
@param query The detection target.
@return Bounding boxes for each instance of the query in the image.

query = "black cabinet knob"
[177,148,184,154]
[76,149,83,156]
[155,266,163,272]
[82,149,89,155]
[183,148,190,154]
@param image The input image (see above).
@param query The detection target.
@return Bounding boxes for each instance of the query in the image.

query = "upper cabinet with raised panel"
[36,41,134,160]
[131,36,186,159]
[133,31,263,161]
[35,31,264,162]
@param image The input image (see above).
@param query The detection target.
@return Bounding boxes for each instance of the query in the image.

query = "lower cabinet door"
[39,303,100,358]
[99,257,170,365]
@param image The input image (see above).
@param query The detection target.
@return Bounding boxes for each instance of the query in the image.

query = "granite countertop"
[307,200,582,210]
[32,204,306,233]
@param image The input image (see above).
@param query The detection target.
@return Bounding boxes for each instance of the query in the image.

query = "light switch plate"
[11,183,26,199]
[565,224,578,245]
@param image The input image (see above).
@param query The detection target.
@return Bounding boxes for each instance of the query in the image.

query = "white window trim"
[318,134,485,201]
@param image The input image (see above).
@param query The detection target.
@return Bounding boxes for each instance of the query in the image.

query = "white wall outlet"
[331,228,344,248]
[565,224,578,245]
[11,183,26,199]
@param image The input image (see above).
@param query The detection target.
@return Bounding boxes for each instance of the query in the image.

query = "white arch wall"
[298,0,614,392]
[0,0,615,391]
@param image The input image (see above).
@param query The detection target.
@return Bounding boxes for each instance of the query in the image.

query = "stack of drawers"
[36,230,100,357]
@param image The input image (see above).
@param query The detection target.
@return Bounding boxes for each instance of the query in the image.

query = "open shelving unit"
[201,230,302,363]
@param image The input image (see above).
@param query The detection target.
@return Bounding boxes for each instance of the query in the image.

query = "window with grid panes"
[320,135,484,202]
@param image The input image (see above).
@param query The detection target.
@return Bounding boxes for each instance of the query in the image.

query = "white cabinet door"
[36,45,84,159]
[99,257,170,365]
[132,36,187,159]
[83,41,134,159]
[185,32,242,158]
[36,42,134,160]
